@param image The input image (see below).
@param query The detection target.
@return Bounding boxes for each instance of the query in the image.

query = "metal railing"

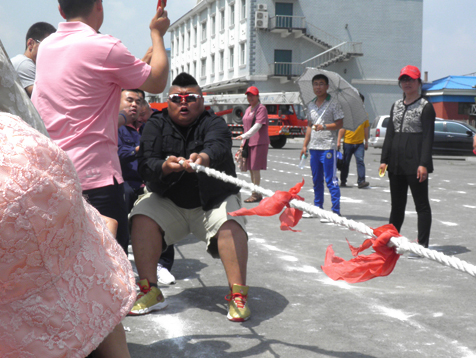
[470,104,476,116]
[303,21,343,49]
[267,41,362,76]
[301,42,363,69]
[269,15,306,29]
[269,62,304,77]
[265,14,364,75]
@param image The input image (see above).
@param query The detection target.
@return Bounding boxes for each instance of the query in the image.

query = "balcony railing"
[269,15,306,29]
[269,62,304,77]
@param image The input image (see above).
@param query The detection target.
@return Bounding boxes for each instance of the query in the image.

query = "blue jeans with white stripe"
[309,149,341,215]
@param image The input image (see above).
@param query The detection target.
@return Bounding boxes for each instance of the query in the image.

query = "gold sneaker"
[225,284,250,322]
[128,279,168,316]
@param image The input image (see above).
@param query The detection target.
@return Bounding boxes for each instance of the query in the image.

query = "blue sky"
[1,0,475,81]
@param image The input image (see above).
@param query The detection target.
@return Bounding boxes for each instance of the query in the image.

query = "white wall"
[169,0,424,122]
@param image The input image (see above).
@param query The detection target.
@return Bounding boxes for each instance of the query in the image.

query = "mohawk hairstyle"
[172,72,199,87]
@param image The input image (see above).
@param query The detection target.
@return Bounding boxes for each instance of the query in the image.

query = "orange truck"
[203,91,308,148]
[150,92,308,149]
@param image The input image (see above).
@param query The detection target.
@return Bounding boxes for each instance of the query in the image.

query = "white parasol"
[296,68,368,131]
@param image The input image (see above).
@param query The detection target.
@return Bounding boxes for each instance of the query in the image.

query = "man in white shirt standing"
[300,74,344,219]
[10,22,56,97]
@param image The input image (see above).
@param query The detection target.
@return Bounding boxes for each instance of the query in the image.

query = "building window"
[193,61,197,77]
[230,4,235,26]
[211,54,215,75]
[181,34,185,52]
[194,26,198,46]
[201,21,207,41]
[241,0,246,20]
[447,121,470,133]
[275,2,294,27]
[176,37,179,56]
[219,51,224,72]
[181,65,184,73]
[240,43,245,65]
[274,49,293,76]
[201,58,206,77]
[171,40,174,57]
[187,63,190,73]
[187,30,191,49]
[458,102,473,115]
[211,16,216,37]
[220,9,225,31]
[229,46,234,68]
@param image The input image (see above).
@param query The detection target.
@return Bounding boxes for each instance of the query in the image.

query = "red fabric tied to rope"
[321,224,401,283]
[228,180,305,232]
[157,0,167,9]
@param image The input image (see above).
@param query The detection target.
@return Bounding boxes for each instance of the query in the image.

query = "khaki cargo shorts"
[129,192,247,258]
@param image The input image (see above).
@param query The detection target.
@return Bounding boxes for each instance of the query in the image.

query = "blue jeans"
[309,149,340,215]
[341,143,366,184]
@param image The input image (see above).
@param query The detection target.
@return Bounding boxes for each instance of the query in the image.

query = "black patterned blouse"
[381,97,436,175]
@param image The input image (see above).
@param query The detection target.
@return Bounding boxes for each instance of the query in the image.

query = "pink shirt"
[32,22,151,190]
[242,103,270,146]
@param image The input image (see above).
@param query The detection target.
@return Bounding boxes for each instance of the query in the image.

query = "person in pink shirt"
[32,0,170,253]
[234,86,270,203]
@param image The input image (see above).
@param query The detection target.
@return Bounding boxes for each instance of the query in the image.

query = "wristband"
[323,124,327,130]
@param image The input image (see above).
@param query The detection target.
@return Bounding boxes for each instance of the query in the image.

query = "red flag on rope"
[229,180,305,232]
[321,224,401,283]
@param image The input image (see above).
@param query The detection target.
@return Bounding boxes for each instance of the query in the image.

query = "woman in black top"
[379,65,436,248]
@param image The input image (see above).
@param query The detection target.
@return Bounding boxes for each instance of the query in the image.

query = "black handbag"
[241,112,257,159]
[242,140,250,158]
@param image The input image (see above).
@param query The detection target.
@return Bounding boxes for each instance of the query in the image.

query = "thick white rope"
[188,161,476,278]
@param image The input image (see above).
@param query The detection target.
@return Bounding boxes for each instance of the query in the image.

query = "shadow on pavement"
[126,286,384,358]
[128,332,378,358]
[344,214,389,222]
[136,286,289,327]
[430,244,471,256]
[167,257,209,282]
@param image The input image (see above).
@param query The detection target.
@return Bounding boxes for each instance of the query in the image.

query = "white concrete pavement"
[124,144,476,358]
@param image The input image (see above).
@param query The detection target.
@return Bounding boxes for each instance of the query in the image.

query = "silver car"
[369,115,390,148]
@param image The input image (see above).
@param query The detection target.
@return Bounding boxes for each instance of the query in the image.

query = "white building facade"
[169,0,423,121]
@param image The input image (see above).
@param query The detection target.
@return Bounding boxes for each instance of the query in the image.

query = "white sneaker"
[157,264,176,285]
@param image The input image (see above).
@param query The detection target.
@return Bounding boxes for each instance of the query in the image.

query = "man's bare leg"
[131,214,163,284]
[218,220,250,321]
[217,220,248,287]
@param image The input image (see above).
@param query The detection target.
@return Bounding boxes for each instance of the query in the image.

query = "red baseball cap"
[245,86,259,96]
[398,65,421,80]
